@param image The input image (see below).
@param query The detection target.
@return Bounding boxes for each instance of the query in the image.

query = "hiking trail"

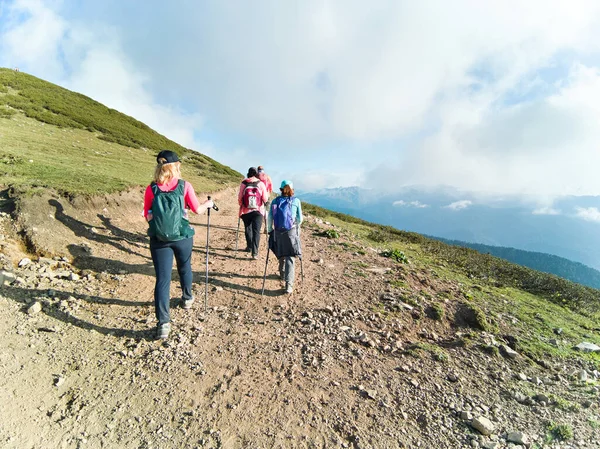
[0,187,598,449]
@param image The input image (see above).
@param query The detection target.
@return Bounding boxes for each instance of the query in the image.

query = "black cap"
[156,150,180,164]
[247,167,258,178]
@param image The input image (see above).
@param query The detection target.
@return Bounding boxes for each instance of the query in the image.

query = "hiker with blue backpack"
[267,180,303,294]
[144,150,214,339]
[238,167,269,260]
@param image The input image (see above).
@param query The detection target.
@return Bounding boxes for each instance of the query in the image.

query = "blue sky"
[2,0,600,204]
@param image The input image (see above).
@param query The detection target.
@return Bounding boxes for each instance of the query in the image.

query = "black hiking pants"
[150,236,194,325]
[241,211,263,257]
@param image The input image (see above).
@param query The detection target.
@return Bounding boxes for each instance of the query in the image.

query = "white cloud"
[392,200,429,208]
[0,0,208,153]
[575,207,600,223]
[3,1,600,197]
[445,200,472,211]
[532,207,561,215]
[289,170,362,192]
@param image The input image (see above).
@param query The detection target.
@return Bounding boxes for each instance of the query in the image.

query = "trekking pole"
[234,217,240,259]
[204,196,219,313]
[261,245,270,296]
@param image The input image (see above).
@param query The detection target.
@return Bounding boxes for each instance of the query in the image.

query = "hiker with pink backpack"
[238,167,269,259]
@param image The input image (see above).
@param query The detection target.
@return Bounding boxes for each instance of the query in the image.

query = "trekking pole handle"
[208,196,219,211]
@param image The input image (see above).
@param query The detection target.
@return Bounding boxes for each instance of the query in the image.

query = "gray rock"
[18,258,32,267]
[517,373,527,381]
[471,416,495,435]
[364,389,377,400]
[54,375,65,387]
[460,411,473,420]
[514,392,529,404]
[574,342,600,353]
[507,431,528,445]
[500,345,518,359]
[0,270,15,285]
[69,272,80,281]
[482,442,499,449]
[447,373,460,383]
[367,267,391,275]
[578,370,588,382]
[27,301,42,315]
[533,393,549,403]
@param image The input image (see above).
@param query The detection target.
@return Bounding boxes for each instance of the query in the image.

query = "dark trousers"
[150,237,194,325]
[241,211,263,256]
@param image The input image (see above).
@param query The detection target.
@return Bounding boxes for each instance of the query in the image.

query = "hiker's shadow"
[191,221,238,233]
[194,247,239,260]
[68,244,155,276]
[3,286,154,340]
[205,272,281,297]
[97,214,147,247]
[49,199,148,259]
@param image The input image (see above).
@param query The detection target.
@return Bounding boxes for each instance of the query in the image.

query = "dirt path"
[0,188,599,448]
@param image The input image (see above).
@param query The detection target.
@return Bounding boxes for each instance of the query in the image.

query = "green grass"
[302,201,600,319]
[301,201,600,369]
[0,68,241,195]
[545,422,573,441]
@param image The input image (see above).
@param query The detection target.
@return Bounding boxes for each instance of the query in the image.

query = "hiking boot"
[251,254,258,260]
[182,297,195,310]
[156,322,171,339]
[285,283,293,294]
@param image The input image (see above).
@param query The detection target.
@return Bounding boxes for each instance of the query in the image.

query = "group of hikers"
[143,150,303,339]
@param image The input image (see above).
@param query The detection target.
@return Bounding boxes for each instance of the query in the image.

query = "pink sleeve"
[261,182,269,202]
[143,185,154,218]
[238,182,244,206]
[184,181,201,213]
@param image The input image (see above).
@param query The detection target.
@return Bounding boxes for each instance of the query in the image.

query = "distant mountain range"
[298,186,600,288]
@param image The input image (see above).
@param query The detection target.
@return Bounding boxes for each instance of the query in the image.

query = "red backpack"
[242,180,263,210]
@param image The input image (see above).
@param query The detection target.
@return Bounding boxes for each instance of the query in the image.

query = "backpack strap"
[151,182,163,197]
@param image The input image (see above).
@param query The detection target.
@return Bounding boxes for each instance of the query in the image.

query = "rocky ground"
[0,187,599,449]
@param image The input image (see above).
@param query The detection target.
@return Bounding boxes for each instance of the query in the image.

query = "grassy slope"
[304,203,600,367]
[0,68,241,195]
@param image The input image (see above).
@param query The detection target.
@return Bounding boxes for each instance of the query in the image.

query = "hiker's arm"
[143,186,154,221]
[238,183,244,206]
[267,202,273,233]
[184,182,213,214]
[183,181,201,213]
[296,200,303,226]
[261,182,269,203]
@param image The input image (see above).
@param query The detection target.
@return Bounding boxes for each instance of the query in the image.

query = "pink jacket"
[144,178,202,219]
[238,177,269,217]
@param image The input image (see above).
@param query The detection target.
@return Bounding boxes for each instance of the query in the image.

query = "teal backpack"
[148,180,195,241]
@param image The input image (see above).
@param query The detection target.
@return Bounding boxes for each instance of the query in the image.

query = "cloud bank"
[2,0,600,197]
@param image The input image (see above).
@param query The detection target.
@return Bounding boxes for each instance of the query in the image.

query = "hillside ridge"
[0,68,241,195]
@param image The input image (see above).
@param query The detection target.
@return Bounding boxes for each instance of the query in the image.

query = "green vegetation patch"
[382,249,409,264]
[545,422,573,442]
[428,303,445,321]
[0,68,241,195]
